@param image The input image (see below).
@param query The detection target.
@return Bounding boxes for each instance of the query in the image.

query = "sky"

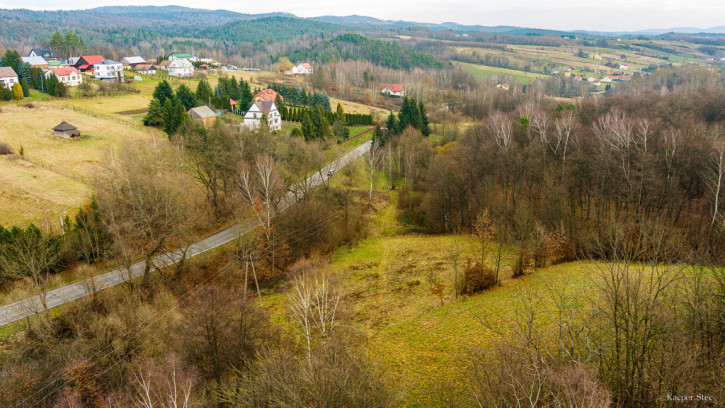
[0,0,723,32]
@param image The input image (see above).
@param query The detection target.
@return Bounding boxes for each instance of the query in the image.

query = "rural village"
[1,7,725,407]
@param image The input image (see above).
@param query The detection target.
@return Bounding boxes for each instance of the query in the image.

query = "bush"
[511,249,531,278]
[463,262,497,294]
[0,141,13,155]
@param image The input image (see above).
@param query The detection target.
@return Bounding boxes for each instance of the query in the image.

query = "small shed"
[53,121,80,138]
[188,106,217,127]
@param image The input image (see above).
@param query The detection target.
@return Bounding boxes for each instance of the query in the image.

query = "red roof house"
[74,55,105,72]
[381,84,405,97]
[253,89,283,102]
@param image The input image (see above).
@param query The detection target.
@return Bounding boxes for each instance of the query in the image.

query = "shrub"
[511,248,531,278]
[463,261,497,294]
[0,141,13,155]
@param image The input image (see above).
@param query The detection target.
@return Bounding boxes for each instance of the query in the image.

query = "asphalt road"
[0,141,372,327]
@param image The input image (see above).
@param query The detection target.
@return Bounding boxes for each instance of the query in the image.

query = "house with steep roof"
[167,59,193,78]
[45,67,83,86]
[29,48,57,61]
[253,89,283,103]
[292,63,313,75]
[94,60,124,82]
[188,106,217,127]
[21,56,48,68]
[244,101,281,132]
[133,64,157,75]
[74,55,105,72]
[381,84,405,97]
[0,67,18,90]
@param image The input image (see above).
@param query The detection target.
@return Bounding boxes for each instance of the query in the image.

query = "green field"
[457,61,548,84]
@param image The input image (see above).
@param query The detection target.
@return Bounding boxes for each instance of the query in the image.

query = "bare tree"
[705,136,725,229]
[95,146,197,291]
[487,111,513,152]
[366,136,385,209]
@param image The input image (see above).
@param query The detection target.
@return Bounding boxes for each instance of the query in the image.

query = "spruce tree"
[20,78,29,97]
[301,111,315,141]
[336,103,344,123]
[175,84,196,110]
[143,97,165,126]
[46,73,58,96]
[195,79,212,104]
[419,101,430,136]
[153,80,173,105]
[386,112,398,136]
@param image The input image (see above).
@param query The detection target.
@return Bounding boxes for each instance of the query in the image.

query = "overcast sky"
[0,0,723,32]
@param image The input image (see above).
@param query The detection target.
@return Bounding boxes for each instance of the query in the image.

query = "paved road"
[0,141,372,327]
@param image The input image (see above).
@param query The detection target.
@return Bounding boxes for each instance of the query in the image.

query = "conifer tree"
[143,97,165,126]
[153,80,173,105]
[301,111,315,141]
[12,82,23,100]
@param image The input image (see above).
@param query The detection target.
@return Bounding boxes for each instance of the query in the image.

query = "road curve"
[0,141,372,327]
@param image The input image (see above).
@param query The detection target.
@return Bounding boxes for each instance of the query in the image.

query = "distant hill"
[285,33,445,70]
[202,16,353,43]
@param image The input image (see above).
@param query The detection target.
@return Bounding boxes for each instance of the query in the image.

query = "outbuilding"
[53,121,80,138]
[188,106,217,127]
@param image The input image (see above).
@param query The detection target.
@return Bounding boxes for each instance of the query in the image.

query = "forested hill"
[285,33,445,70]
[201,17,352,43]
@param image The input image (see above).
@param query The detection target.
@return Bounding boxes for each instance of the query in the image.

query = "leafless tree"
[487,111,513,152]
[366,137,385,209]
[705,135,725,229]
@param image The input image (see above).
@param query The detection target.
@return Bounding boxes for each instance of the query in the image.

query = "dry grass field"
[0,103,168,226]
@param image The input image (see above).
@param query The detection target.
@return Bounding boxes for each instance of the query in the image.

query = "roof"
[252,101,276,115]
[53,121,78,132]
[300,63,313,69]
[77,55,105,66]
[30,48,57,59]
[21,56,47,66]
[0,66,18,79]
[133,64,156,71]
[48,67,81,76]
[383,84,404,92]
[168,52,193,59]
[253,89,280,102]
[159,60,172,66]
[121,56,146,64]
[96,59,121,66]
[188,106,217,119]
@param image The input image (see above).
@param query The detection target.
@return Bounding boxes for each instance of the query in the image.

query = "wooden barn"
[188,106,217,127]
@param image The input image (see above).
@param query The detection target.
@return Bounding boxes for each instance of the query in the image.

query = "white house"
[133,64,157,75]
[601,76,613,83]
[291,63,313,75]
[167,52,194,61]
[381,84,405,97]
[587,76,597,82]
[619,64,629,70]
[0,66,18,90]
[94,60,124,82]
[45,67,83,86]
[243,101,281,132]
[167,59,193,78]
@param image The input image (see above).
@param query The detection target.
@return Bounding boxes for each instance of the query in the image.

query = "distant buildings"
[244,101,281,132]
[167,59,193,78]
[94,60,124,82]
[0,67,18,90]
[381,84,405,97]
